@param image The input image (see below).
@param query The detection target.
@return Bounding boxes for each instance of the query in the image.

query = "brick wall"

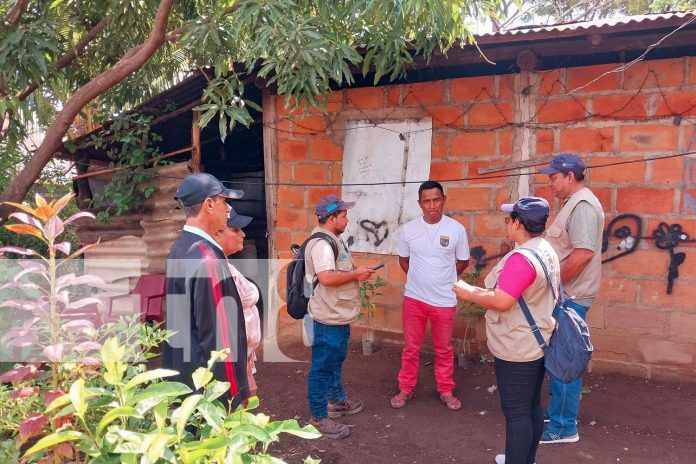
[270,56,696,381]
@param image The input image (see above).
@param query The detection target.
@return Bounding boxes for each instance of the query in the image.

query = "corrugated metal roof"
[479,11,696,41]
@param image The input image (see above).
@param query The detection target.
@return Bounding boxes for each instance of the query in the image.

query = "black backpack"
[286,232,339,319]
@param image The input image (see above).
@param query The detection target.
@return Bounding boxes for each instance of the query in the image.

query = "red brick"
[495,188,511,207]
[277,186,304,208]
[589,156,645,183]
[616,187,674,214]
[293,163,330,185]
[559,127,614,153]
[276,207,308,229]
[347,87,385,110]
[539,69,563,97]
[386,85,402,106]
[536,98,588,124]
[645,217,696,249]
[607,307,667,335]
[670,312,696,341]
[585,303,605,329]
[589,332,636,363]
[330,164,342,184]
[651,157,685,184]
[292,115,325,134]
[278,163,293,182]
[430,160,464,181]
[473,213,507,238]
[274,230,292,251]
[278,141,307,161]
[386,258,407,285]
[450,76,495,102]
[690,57,696,85]
[641,279,696,309]
[276,95,298,115]
[499,75,515,100]
[318,91,344,112]
[619,125,679,152]
[567,64,621,93]
[403,81,445,106]
[451,132,495,156]
[307,187,341,208]
[596,277,639,303]
[274,118,292,135]
[592,95,648,120]
[499,130,514,155]
[446,187,490,211]
[373,284,404,307]
[431,133,448,158]
[655,91,696,117]
[530,186,554,205]
[592,187,612,211]
[468,103,514,127]
[637,338,693,365]
[624,58,685,90]
[467,160,507,184]
[309,139,343,160]
[536,129,555,153]
[609,249,668,276]
[428,107,464,127]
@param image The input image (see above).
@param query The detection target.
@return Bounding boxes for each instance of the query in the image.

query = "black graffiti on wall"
[602,214,696,294]
[469,213,694,295]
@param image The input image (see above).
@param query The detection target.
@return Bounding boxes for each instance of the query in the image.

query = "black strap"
[304,232,340,290]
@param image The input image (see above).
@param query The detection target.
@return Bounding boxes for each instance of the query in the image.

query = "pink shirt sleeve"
[497,253,537,299]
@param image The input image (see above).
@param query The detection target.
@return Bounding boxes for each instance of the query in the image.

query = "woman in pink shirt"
[216,209,261,398]
[453,197,559,464]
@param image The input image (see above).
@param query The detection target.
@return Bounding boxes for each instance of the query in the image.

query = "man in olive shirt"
[539,154,604,444]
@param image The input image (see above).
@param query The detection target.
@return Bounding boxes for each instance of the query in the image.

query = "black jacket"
[163,230,249,408]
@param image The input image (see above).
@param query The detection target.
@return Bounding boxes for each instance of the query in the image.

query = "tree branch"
[0,0,176,222]
[15,18,109,101]
[4,0,28,25]
[164,4,240,43]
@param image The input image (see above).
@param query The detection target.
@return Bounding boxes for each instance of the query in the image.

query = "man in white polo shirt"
[391,181,470,411]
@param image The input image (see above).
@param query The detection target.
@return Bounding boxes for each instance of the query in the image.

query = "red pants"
[398,296,456,395]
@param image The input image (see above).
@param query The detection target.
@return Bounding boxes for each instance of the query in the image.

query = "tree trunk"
[0,0,175,224]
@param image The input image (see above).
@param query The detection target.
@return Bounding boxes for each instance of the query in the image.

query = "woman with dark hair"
[453,197,560,464]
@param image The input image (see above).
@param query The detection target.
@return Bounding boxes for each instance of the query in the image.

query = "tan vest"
[305,227,360,325]
[484,237,560,362]
[545,187,604,301]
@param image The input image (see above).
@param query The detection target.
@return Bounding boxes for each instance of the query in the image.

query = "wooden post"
[190,111,202,173]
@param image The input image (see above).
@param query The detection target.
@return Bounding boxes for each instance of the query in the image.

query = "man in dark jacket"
[163,172,249,409]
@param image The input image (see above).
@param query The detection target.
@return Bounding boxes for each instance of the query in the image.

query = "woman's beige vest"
[545,187,604,301]
[305,227,360,325]
[483,237,560,362]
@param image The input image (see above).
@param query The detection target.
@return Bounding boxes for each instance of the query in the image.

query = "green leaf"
[69,378,87,419]
[176,394,203,438]
[196,399,224,432]
[203,380,230,402]
[191,367,213,390]
[23,431,84,457]
[96,406,140,436]
[133,382,192,404]
[231,423,273,442]
[148,433,175,462]
[123,368,179,391]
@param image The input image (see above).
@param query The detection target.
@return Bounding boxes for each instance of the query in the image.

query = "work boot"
[309,416,350,439]
[328,398,364,418]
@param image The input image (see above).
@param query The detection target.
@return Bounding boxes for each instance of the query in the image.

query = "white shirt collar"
[183,225,223,252]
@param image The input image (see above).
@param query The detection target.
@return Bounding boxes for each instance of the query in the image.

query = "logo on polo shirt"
[440,235,450,247]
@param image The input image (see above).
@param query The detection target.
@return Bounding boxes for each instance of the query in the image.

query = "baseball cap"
[175,173,244,207]
[539,153,586,175]
[315,194,355,219]
[227,208,253,229]
[501,197,550,226]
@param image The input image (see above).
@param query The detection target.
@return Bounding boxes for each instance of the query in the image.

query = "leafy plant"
[359,276,386,341]
[457,271,487,352]
[80,113,169,222]
[24,343,321,463]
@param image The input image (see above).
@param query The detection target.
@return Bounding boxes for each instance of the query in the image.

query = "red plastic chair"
[106,274,166,323]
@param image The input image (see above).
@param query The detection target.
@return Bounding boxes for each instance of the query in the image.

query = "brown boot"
[328,398,364,418]
[309,416,350,439]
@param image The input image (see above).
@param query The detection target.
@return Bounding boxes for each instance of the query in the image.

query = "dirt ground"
[255,338,696,464]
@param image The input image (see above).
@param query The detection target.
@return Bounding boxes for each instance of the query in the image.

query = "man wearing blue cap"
[305,194,376,439]
[163,173,250,409]
[539,154,605,444]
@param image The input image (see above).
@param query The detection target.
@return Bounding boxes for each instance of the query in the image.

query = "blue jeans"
[495,357,546,464]
[307,320,349,418]
[545,300,589,436]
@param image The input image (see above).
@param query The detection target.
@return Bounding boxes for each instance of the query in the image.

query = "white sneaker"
[494,454,535,464]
